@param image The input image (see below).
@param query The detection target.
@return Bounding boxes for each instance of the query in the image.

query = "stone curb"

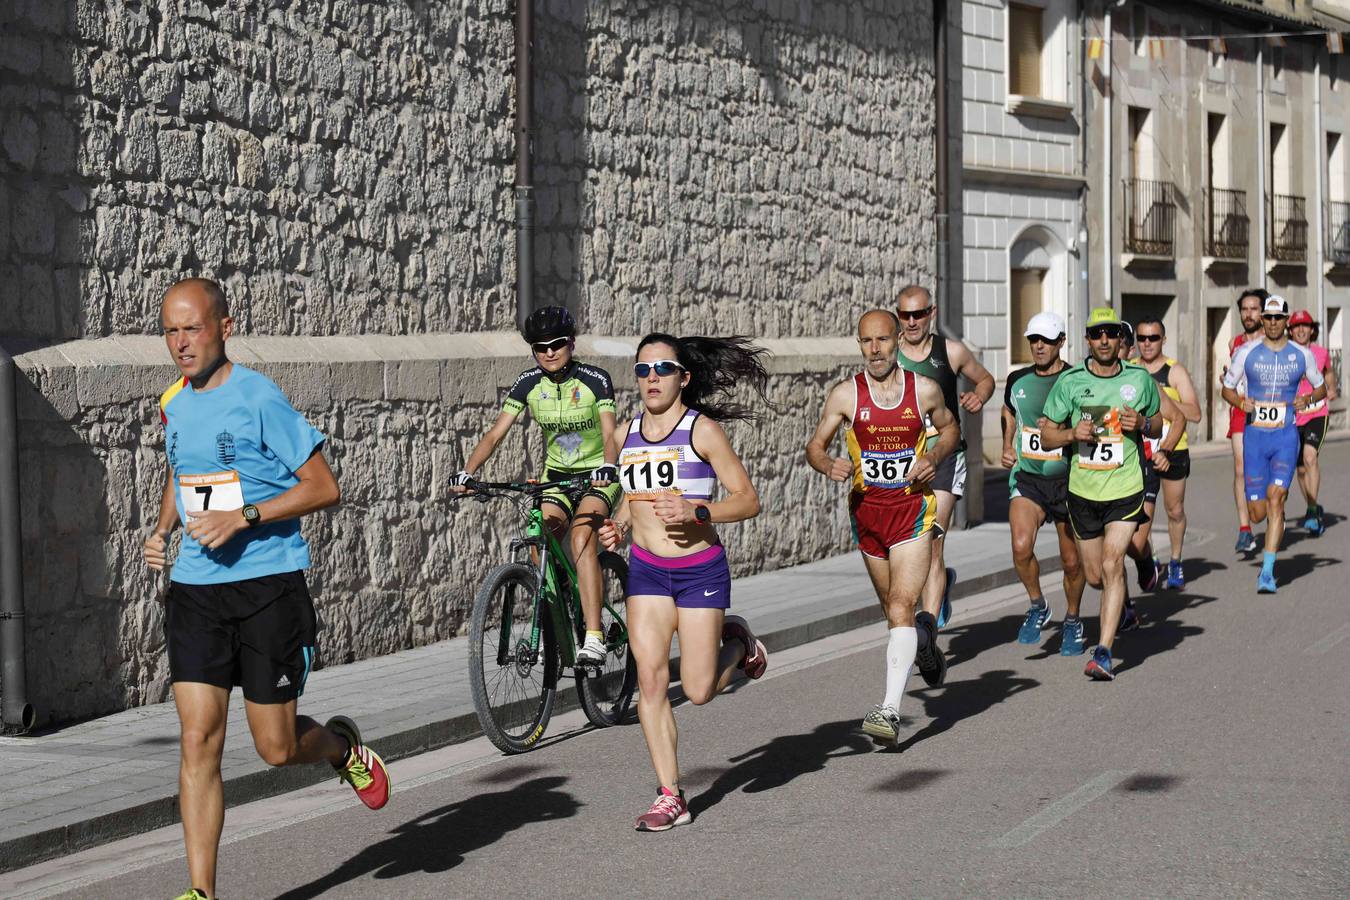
[0,552,1051,873]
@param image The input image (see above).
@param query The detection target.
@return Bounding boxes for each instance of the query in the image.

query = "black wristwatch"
[694,505,712,525]
[242,503,262,527]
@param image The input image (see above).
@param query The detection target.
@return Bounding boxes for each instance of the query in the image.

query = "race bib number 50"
[1078,436,1123,471]
[1251,403,1288,429]
[861,448,916,488]
[178,471,245,513]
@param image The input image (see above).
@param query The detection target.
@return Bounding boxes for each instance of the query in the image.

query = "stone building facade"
[1,1,940,723]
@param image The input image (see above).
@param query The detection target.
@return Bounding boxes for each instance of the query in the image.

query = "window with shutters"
[1008,3,1044,98]
[1010,268,1045,364]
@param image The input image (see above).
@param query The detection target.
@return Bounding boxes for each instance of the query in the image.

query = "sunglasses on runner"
[633,360,684,378]
[1026,334,1062,345]
[1086,325,1122,339]
[531,337,570,354]
[1262,314,1287,322]
[896,307,933,322]
[1136,334,1163,343]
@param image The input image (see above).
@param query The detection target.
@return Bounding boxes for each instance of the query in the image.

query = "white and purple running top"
[617,409,716,500]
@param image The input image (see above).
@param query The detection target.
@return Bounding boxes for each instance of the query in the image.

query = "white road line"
[2,580,1042,898]
[1307,622,1350,655]
[987,769,1133,849]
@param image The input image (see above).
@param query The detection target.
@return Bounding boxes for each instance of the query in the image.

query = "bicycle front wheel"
[468,562,559,754]
[577,551,637,728]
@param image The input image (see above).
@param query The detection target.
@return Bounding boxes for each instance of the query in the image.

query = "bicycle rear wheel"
[577,551,637,728]
[468,562,559,754]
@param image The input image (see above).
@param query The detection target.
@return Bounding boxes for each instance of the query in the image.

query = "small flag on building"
[1088,37,1104,59]
[1329,32,1345,54]
[1149,37,1165,59]
[1209,36,1227,55]
[1266,34,1288,48]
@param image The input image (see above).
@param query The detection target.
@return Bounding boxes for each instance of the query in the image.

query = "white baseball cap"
[1263,295,1289,316]
[1024,311,1067,339]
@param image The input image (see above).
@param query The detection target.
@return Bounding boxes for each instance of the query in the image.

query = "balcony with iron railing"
[1327,200,1350,266]
[1205,187,1249,260]
[1124,178,1175,258]
[1267,193,1308,263]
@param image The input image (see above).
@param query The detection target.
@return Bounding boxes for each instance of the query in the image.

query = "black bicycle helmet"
[522,306,577,343]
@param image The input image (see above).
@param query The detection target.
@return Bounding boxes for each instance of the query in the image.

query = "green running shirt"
[1003,364,1070,485]
[1041,361,1161,502]
[502,362,616,471]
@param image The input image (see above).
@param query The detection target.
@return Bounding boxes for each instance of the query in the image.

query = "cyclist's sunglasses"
[531,337,570,354]
[1026,334,1062,345]
[896,306,933,322]
[1136,333,1163,343]
[1261,314,1287,322]
[633,360,684,378]
[1086,325,1122,340]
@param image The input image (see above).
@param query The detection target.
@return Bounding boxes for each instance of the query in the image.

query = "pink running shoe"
[635,787,691,832]
[722,615,768,679]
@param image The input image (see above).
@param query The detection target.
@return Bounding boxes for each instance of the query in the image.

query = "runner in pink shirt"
[1290,310,1339,535]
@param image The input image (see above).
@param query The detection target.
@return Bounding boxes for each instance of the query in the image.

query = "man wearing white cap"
[1002,311,1088,654]
[1221,295,1327,593]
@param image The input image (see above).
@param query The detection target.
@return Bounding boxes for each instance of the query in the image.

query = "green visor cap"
[1086,307,1122,329]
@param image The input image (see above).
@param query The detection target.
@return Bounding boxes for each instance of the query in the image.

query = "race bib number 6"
[178,471,245,513]
[1019,426,1059,461]
[861,448,916,487]
[1078,436,1124,471]
[1251,403,1287,429]
[619,449,681,499]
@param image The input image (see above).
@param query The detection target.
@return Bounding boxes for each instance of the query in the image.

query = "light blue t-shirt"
[159,365,325,585]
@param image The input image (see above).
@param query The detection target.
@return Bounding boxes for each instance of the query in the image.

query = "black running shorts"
[1154,448,1190,482]
[165,571,318,704]
[1011,470,1069,523]
[1068,490,1147,541]
[1296,418,1328,469]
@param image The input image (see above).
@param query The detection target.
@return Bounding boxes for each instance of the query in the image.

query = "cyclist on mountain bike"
[453,306,620,666]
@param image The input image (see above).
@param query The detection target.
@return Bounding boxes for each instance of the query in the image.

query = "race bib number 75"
[1078,436,1123,471]
[178,471,245,513]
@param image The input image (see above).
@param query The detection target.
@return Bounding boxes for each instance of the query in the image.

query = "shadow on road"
[274,776,580,899]
[1111,591,1212,674]
[688,719,873,817]
[1280,511,1343,550]
[890,668,1039,754]
[943,614,1028,669]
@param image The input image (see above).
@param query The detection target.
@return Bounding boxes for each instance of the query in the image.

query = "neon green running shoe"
[172,890,210,900]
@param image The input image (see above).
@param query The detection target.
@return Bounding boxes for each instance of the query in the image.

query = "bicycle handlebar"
[448,475,605,501]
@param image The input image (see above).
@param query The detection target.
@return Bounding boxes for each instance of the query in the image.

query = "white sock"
[882,626,918,711]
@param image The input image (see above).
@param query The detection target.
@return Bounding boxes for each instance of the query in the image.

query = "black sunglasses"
[531,337,570,354]
[1136,334,1163,343]
[1262,314,1287,322]
[896,306,933,322]
[1026,334,1062,345]
[633,360,684,378]
[1087,326,1122,339]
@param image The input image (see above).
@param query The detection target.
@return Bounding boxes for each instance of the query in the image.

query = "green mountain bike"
[455,476,637,754]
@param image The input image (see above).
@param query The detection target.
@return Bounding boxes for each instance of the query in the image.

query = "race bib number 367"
[861,448,916,488]
[178,471,245,513]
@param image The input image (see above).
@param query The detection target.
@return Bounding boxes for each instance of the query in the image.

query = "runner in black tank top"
[895,285,995,633]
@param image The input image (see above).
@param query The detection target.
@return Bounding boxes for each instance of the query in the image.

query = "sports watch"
[693,505,712,525]
[242,503,262,527]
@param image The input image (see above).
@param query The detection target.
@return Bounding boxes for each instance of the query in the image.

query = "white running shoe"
[576,634,608,666]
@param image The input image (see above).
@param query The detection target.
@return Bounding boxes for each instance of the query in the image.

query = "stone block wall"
[13,336,862,723]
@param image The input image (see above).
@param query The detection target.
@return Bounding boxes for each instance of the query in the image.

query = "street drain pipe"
[514,0,535,331]
[0,346,35,734]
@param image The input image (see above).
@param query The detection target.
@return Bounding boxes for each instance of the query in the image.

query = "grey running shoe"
[576,634,607,667]
[862,704,902,746]
[914,611,948,687]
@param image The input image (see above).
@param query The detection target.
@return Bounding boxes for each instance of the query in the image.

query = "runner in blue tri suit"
[1220,296,1326,593]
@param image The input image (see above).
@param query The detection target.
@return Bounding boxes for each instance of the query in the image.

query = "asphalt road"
[8,443,1349,899]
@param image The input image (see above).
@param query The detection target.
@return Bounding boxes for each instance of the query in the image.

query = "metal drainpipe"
[514,0,535,332]
[1257,41,1267,285]
[1103,5,1113,307]
[0,347,35,734]
[1315,50,1326,327]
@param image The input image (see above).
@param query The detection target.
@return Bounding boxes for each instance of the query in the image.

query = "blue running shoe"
[1119,602,1140,632]
[937,567,956,629]
[1084,645,1114,681]
[1257,570,1277,594]
[1165,560,1185,590]
[1235,530,1257,553]
[1017,601,1052,644]
[1060,617,1086,656]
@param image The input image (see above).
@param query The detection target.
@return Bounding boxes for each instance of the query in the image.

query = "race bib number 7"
[861,448,916,488]
[1078,436,1123,471]
[619,449,681,500]
[1251,403,1287,429]
[178,471,245,513]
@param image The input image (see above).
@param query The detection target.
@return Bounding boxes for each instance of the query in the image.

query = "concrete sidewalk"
[0,522,1060,872]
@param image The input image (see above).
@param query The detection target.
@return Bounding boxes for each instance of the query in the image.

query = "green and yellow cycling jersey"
[502,362,616,471]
